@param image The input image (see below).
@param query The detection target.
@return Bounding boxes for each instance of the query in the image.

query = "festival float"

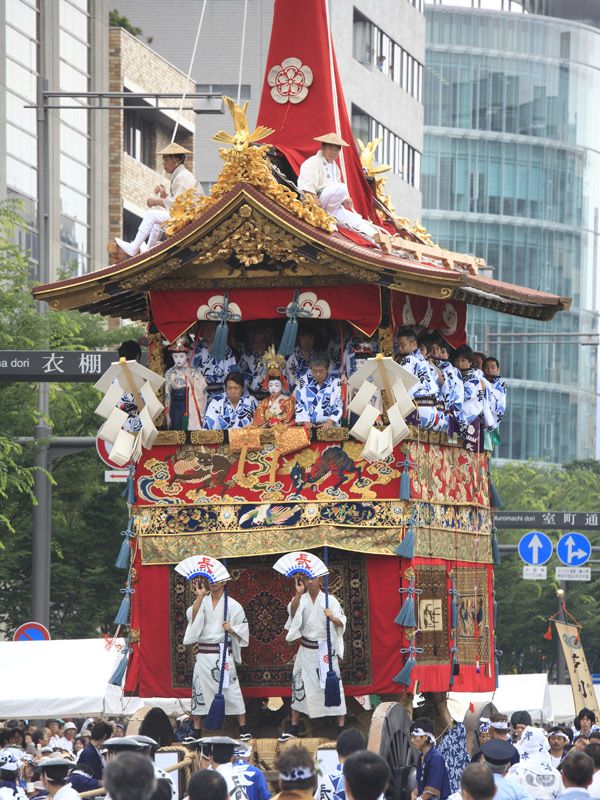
[32,0,570,789]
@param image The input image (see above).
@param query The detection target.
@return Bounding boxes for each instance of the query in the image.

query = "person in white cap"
[183,570,251,741]
[37,758,80,800]
[509,726,562,800]
[297,133,349,199]
[115,142,200,257]
[61,724,77,753]
[0,753,27,800]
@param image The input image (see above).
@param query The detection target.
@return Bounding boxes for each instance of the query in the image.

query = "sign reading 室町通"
[494,511,600,530]
[0,350,115,382]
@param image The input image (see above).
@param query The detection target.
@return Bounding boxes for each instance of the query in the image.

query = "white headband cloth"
[279,767,315,781]
[490,721,509,730]
[411,728,436,743]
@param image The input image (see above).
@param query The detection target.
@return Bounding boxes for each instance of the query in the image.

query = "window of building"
[124,109,155,168]
[351,105,421,188]
[352,10,423,102]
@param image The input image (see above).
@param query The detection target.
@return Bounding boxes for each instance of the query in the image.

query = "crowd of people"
[2,706,599,800]
[120,321,506,451]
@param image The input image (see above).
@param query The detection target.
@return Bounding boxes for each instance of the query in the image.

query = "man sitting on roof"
[297,133,349,199]
[115,143,200,258]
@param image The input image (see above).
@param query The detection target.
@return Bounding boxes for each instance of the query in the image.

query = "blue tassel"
[393,642,423,686]
[322,546,342,708]
[115,520,135,569]
[123,464,135,505]
[449,644,459,687]
[493,597,497,628]
[109,646,131,686]
[278,316,298,357]
[492,527,501,565]
[395,595,416,627]
[211,322,229,363]
[489,474,503,508]
[449,586,459,629]
[400,470,411,500]
[396,524,415,558]
[114,586,134,626]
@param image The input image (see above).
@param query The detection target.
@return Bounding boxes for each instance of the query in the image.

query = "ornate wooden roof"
[33,182,570,322]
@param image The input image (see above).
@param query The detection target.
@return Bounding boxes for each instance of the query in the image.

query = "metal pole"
[556,585,567,684]
[32,1,52,629]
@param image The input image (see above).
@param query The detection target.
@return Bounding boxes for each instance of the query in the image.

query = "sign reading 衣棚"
[0,350,114,382]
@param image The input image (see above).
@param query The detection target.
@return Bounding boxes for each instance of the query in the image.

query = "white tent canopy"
[0,638,196,718]
[449,673,552,722]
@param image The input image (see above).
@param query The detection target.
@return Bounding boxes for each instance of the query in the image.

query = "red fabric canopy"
[390,292,467,349]
[256,0,375,221]
[149,285,382,343]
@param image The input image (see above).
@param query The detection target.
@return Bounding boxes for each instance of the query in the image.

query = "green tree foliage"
[0,201,143,636]
[109,9,153,43]
[492,461,600,676]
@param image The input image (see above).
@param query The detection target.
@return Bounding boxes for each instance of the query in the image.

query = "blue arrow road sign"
[556,532,591,566]
[518,531,553,565]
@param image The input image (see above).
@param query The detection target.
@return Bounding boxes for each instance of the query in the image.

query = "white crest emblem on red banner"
[291,291,331,318]
[196,295,242,321]
[267,57,313,105]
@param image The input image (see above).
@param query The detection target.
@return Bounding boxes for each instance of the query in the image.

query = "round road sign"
[13,621,51,641]
[96,435,131,469]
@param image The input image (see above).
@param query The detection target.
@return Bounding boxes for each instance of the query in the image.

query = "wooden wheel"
[368,702,417,800]
[463,700,497,755]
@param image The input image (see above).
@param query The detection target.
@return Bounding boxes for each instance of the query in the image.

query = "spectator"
[576,736,591,752]
[104,753,157,800]
[560,751,594,800]
[585,744,600,798]
[460,763,497,800]
[510,727,561,800]
[0,753,27,800]
[410,719,451,800]
[317,729,367,800]
[38,757,79,800]
[480,740,528,800]
[72,737,86,757]
[510,714,532,743]
[274,746,317,799]
[77,721,112,779]
[139,708,175,748]
[62,724,77,753]
[575,712,596,737]
[343,751,390,800]
[188,770,228,800]
[68,762,100,795]
[548,728,571,768]
[113,722,127,739]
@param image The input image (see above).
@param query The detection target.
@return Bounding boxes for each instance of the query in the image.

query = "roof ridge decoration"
[164,95,336,239]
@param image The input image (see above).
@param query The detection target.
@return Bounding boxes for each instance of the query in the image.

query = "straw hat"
[313,132,349,147]
[157,142,191,156]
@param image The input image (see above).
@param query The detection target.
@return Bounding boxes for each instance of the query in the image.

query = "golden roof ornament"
[165,96,336,240]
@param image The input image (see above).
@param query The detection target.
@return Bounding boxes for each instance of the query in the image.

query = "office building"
[2,0,109,279]
[423,0,600,462]
[115,0,426,220]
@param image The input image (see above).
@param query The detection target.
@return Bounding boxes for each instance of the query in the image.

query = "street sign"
[556,532,591,566]
[13,621,51,641]
[104,470,129,483]
[0,350,114,382]
[494,511,600,530]
[523,565,547,580]
[518,531,553,565]
[555,566,591,581]
[96,436,131,469]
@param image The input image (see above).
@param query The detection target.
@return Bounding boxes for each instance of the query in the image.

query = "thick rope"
[171,0,208,143]
[323,0,347,181]
[237,0,249,105]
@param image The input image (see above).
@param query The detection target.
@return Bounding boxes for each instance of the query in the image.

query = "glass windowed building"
[2,0,108,280]
[422,1,600,462]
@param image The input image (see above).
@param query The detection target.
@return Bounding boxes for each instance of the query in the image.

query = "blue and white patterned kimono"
[191,341,237,393]
[203,394,257,430]
[400,349,447,432]
[484,376,507,430]
[238,350,267,394]
[459,368,485,426]
[285,348,313,389]
[295,374,343,425]
[341,337,380,379]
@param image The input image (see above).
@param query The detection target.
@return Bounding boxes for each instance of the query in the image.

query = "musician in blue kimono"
[341,334,380,379]
[204,372,258,430]
[238,326,272,395]
[482,356,506,430]
[396,327,448,432]
[453,345,486,451]
[295,354,343,429]
[192,321,237,397]
[285,327,316,389]
[429,336,464,435]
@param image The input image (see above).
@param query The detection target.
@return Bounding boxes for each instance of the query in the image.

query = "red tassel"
[543,624,553,641]
[574,634,579,645]
[469,702,475,713]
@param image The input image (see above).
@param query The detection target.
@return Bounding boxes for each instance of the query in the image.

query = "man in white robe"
[298,133,349,198]
[281,575,347,740]
[183,578,251,740]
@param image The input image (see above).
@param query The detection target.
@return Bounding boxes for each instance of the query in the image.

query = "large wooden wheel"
[463,700,497,755]
[368,702,417,800]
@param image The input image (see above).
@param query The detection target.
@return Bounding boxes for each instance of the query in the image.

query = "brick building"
[108,27,195,247]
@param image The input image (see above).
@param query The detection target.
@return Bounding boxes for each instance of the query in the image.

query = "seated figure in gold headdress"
[252,347,295,427]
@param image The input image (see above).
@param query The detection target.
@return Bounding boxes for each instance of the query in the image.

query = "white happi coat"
[285,590,347,718]
[183,594,249,716]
